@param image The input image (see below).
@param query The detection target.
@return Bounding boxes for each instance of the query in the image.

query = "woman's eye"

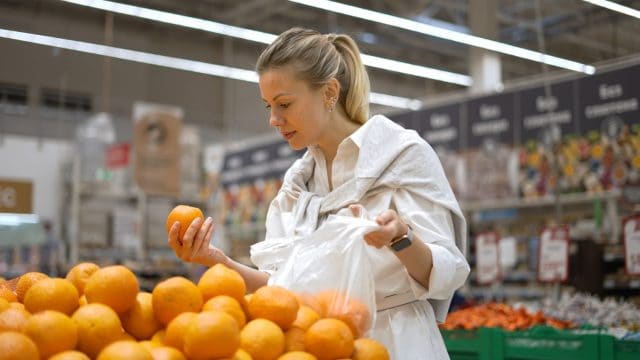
[279,103,290,109]
[265,104,271,110]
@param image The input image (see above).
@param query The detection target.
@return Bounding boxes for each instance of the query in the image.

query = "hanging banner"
[467,93,516,149]
[623,215,640,276]
[414,104,462,152]
[578,64,640,135]
[475,231,500,285]
[518,81,578,144]
[133,102,182,196]
[538,225,570,282]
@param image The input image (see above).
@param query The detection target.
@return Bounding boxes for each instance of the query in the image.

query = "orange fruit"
[72,303,124,358]
[163,312,197,350]
[203,295,247,327]
[119,331,136,341]
[0,306,31,332]
[248,286,299,330]
[9,302,26,311]
[352,338,390,360]
[84,265,139,314]
[315,290,371,337]
[152,277,202,326]
[0,288,17,302]
[183,311,240,360]
[79,295,88,306]
[150,346,187,360]
[0,298,9,312]
[23,310,78,358]
[151,329,166,345]
[66,262,100,295]
[48,350,91,360]
[23,277,79,315]
[0,331,39,360]
[121,292,161,340]
[166,205,204,241]
[304,319,354,360]
[15,272,48,302]
[294,293,322,316]
[139,340,159,352]
[291,306,320,331]
[229,349,253,360]
[198,264,246,303]
[284,327,306,352]
[277,352,318,360]
[96,340,152,360]
[241,318,285,360]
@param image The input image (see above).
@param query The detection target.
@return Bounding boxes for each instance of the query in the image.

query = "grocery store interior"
[1,0,640,359]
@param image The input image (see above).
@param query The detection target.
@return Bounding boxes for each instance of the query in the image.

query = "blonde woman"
[169,27,469,359]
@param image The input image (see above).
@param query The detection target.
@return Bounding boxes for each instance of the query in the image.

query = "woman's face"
[259,67,329,150]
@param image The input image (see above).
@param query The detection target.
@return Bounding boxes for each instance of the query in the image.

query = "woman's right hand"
[167,217,227,267]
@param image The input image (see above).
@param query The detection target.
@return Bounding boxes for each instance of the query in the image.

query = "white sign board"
[538,226,569,282]
[476,231,500,284]
[623,216,640,275]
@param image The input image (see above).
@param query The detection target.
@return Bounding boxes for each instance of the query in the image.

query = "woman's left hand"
[350,205,408,249]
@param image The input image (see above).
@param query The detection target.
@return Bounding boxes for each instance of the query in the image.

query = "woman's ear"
[324,78,340,105]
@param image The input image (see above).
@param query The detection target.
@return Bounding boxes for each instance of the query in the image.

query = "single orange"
[0,307,30,332]
[0,288,17,302]
[304,318,354,360]
[166,205,204,241]
[315,290,371,337]
[0,298,9,312]
[150,346,187,360]
[294,293,322,316]
[284,327,306,352]
[277,352,318,360]
[248,286,299,330]
[198,263,246,303]
[15,271,48,302]
[84,265,139,314]
[66,262,100,296]
[23,310,78,358]
[291,305,320,331]
[151,329,166,345]
[352,338,390,360]
[71,303,124,358]
[203,295,246,327]
[183,311,240,360]
[152,277,202,326]
[139,340,159,353]
[230,349,253,360]
[0,331,39,360]
[241,318,285,360]
[48,350,91,360]
[23,278,79,316]
[163,311,197,351]
[96,340,152,360]
[121,292,161,340]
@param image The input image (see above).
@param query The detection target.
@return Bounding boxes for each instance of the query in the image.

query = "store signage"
[578,64,640,135]
[623,215,640,276]
[414,104,462,152]
[466,93,516,149]
[538,225,570,282]
[133,102,182,196]
[475,231,500,284]
[105,143,130,169]
[0,179,32,214]
[518,81,578,144]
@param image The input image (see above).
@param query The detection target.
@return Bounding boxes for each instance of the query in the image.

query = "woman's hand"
[167,217,227,267]
[349,205,408,249]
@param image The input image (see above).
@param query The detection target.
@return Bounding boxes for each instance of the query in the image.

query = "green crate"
[440,328,497,360]
[499,326,601,360]
[612,338,640,360]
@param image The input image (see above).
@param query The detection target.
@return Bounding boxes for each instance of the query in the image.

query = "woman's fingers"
[168,222,183,254]
[201,221,215,253]
[375,209,397,225]
[193,217,213,256]
[182,217,203,256]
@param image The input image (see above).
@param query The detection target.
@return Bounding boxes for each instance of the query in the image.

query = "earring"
[328,97,337,112]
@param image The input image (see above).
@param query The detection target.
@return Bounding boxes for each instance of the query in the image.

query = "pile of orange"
[0,261,389,359]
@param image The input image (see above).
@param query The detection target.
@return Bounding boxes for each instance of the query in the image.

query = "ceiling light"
[289,0,596,75]
[582,0,640,20]
[0,28,422,110]
[59,0,470,86]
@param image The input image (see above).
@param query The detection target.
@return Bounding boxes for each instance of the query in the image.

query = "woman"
[168,27,469,359]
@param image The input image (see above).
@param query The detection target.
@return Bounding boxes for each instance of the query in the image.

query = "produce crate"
[499,326,602,360]
[611,338,640,360]
[440,327,497,360]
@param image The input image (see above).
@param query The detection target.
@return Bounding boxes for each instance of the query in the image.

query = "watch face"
[390,236,412,252]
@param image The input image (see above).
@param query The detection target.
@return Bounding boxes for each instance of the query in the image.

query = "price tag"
[476,231,500,284]
[623,215,640,275]
[538,225,570,282]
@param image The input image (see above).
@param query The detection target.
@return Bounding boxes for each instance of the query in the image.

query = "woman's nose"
[269,112,285,128]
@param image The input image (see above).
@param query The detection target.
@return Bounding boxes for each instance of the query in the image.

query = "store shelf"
[461,190,621,212]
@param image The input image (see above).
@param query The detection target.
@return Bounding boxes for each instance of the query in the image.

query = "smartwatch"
[389,225,413,252]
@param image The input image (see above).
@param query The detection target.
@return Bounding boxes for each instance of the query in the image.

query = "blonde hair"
[256,27,370,124]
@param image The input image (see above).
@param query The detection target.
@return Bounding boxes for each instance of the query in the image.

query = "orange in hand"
[166,205,204,241]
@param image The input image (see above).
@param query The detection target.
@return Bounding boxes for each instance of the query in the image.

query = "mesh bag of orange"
[268,212,379,338]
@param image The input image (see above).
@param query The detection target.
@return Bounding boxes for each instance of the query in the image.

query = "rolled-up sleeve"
[393,189,470,301]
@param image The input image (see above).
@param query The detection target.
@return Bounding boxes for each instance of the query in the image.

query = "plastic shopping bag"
[268,212,380,337]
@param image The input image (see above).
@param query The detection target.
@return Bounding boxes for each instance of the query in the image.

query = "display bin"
[611,338,640,360]
[498,326,602,360]
[440,327,498,360]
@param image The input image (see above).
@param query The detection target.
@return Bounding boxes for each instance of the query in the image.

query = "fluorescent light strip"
[582,0,640,20]
[289,0,596,75]
[59,0,470,86]
[0,28,422,110]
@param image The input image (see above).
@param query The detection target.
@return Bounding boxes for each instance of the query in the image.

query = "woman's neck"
[316,112,360,165]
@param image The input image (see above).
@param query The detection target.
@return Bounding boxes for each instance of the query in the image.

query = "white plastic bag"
[268,213,379,337]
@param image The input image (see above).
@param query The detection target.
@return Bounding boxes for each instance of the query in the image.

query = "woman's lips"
[282,131,296,140]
